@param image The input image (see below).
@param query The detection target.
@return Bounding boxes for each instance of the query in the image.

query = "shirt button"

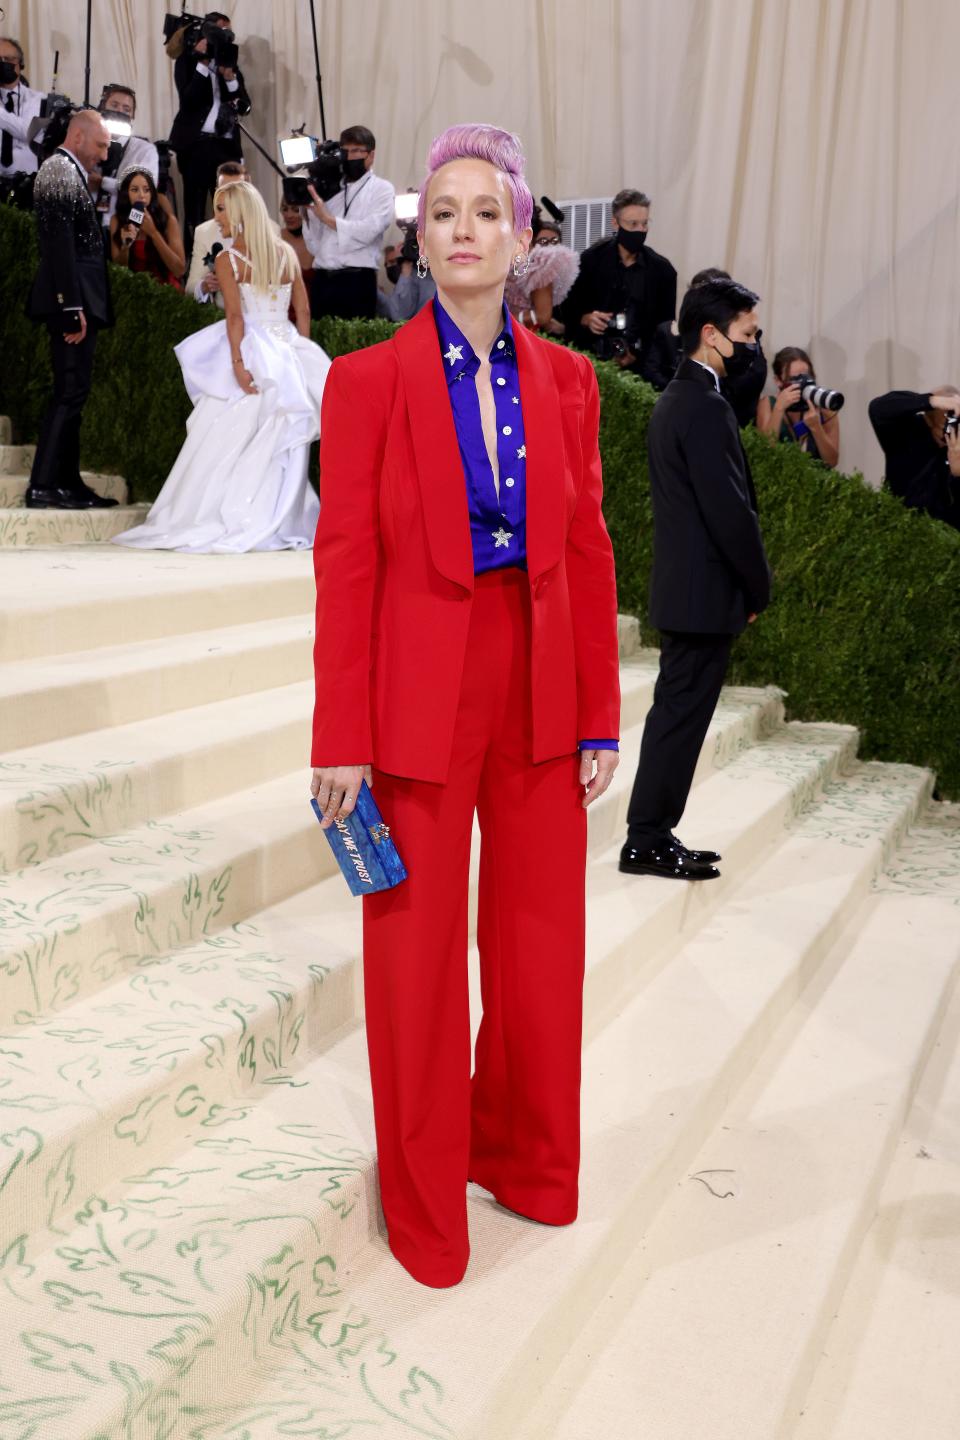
[502,426,512,435]
[497,340,505,349]
[496,377,506,386]
[505,478,515,487]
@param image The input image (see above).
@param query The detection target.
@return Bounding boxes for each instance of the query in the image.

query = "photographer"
[561,187,676,369]
[0,36,42,182]
[378,241,435,321]
[88,85,159,232]
[869,386,960,530]
[301,125,395,320]
[166,11,250,257]
[757,347,839,467]
[109,166,185,288]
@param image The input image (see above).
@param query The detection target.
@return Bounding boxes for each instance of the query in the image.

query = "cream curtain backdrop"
[8,0,959,484]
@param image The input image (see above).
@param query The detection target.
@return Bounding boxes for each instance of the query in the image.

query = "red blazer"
[311,303,620,783]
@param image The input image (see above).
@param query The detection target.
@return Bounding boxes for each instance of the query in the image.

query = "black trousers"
[626,630,734,847]
[310,266,377,321]
[29,321,99,495]
[177,135,233,260]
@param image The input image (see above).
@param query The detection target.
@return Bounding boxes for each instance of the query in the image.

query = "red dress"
[128,229,182,290]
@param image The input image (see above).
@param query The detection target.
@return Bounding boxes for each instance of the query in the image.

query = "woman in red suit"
[311,124,620,1288]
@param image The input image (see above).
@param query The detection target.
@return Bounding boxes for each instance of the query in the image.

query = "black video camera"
[29,92,76,163]
[279,135,346,206]
[163,12,239,70]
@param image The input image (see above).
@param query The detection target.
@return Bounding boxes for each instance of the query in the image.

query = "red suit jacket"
[312,303,620,783]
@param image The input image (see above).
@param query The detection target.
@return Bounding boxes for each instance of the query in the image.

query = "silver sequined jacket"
[27,149,113,326]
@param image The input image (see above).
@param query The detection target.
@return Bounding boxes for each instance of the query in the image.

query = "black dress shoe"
[24,487,91,509]
[618,840,720,881]
[671,834,722,865]
[74,481,119,508]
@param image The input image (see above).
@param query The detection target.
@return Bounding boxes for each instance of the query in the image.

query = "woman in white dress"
[114,181,330,553]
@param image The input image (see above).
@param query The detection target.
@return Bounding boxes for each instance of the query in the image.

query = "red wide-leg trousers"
[362,568,588,1287]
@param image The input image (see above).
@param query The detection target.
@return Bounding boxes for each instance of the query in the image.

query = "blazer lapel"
[513,323,565,580]
[393,305,475,593]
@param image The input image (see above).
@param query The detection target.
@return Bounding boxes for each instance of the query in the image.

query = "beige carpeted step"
[0,658,664,872]
[0,757,934,1440]
[522,893,959,1440]
[0,548,316,662]
[0,612,316,751]
[0,502,150,547]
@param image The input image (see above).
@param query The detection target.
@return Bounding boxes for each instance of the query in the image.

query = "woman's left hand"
[579,749,619,809]
[140,209,157,238]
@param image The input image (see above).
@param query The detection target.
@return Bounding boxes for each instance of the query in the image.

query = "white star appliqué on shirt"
[516,444,526,459]
[443,343,464,367]
[492,527,513,548]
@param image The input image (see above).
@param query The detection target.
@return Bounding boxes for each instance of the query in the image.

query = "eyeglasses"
[535,235,561,246]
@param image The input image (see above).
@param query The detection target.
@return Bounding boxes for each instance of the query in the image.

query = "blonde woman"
[114,181,330,552]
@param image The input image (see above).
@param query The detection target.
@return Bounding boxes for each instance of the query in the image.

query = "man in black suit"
[561,187,676,372]
[26,109,117,509]
[620,278,771,880]
[167,12,250,259]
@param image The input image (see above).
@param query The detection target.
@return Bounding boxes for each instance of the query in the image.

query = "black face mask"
[0,60,19,85]
[617,226,647,254]
[343,156,367,183]
[385,262,402,286]
[714,329,762,378]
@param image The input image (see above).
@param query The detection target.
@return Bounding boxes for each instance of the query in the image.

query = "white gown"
[114,262,330,553]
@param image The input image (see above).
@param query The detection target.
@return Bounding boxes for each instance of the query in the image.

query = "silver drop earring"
[417,254,430,279]
[513,252,530,278]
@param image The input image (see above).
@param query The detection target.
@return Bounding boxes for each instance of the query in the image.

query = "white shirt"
[302,170,395,272]
[195,60,239,136]
[691,357,721,391]
[96,136,160,225]
[0,81,43,175]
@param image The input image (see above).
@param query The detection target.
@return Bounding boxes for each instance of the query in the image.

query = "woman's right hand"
[120,224,138,248]
[775,382,802,414]
[311,765,373,828]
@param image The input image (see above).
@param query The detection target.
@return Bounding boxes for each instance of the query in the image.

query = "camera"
[787,374,845,413]
[394,190,419,264]
[278,134,345,205]
[163,12,239,69]
[27,91,75,163]
[595,312,629,362]
[945,413,960,440]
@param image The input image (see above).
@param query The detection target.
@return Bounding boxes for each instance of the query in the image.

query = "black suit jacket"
[562,235,677,361]
[647,358,771,635]
[26,149,113,327]
[168,53,251,156]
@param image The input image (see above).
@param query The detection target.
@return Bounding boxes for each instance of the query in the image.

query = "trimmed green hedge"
[3,203,958,795]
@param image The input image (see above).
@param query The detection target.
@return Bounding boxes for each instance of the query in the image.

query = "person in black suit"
[26,110,118,509]
[561,187,676,372]
[642,265,769,426]
[166,12,250,259]
[620,277,771,880]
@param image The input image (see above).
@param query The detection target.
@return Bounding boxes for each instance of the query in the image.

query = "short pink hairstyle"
[417,123,534,235]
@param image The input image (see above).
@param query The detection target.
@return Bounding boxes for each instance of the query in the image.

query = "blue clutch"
[310,780,408,897]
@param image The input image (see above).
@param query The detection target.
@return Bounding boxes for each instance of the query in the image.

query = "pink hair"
[417,123,534,235]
